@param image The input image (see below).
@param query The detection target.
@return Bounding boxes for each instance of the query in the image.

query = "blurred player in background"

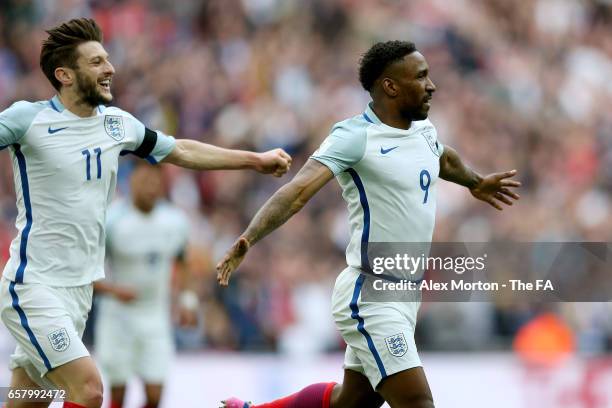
[0,18,290,408]
[94,162,194,408]
[217,41,520,408]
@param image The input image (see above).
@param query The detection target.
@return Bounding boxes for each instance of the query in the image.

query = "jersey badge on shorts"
[421,130,440,157]
[104,115,125,141]
[48,328,70,352]
[385,333,408,357]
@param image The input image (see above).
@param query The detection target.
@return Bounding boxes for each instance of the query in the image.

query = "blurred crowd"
[0,0,611,357]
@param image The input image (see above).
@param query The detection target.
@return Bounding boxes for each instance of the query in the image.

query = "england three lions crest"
[104,115,125,141]
[48,328,70,352]
[385,333,408,357]
[421,129,441,157]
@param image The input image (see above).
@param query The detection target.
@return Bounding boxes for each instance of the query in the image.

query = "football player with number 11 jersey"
[0,18,291,408]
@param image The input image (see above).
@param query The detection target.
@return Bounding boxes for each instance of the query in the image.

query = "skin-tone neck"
[57,89,98,118]
[369,93,412,130]
[132,197,155,214]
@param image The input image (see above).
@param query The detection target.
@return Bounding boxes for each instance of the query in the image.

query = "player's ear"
[381,77,398,97]
[54,67,74,88]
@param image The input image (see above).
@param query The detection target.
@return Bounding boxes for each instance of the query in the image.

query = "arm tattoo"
[439,146,482,189]
[243,184,304,245]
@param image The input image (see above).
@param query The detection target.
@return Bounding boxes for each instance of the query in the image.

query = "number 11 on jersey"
[81,147,102,180]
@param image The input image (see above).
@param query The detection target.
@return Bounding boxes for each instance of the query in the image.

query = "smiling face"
[72,41,115,106]
[382,51,436,121]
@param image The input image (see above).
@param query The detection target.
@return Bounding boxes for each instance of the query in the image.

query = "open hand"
[216,237,250,286]
[255,148,292,177]
[470,169,521,210]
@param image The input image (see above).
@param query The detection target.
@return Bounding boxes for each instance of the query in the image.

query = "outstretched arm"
[162,139,292,176]
[439,145,521,210]
[216,159,334,286]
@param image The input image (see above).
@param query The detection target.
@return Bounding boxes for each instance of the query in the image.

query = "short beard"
[413,110,429,120]
[75,70,111,107]
[400,106,428,122]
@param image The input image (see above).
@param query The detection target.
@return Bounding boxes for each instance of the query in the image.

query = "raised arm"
[216,159,334,286]
[439,145,521,210]
[162,139,292,177]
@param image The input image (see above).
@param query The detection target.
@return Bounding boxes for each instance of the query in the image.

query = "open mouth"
[99,78,112,92]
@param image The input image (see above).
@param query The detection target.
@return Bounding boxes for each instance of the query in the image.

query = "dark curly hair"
[358,41,417,92]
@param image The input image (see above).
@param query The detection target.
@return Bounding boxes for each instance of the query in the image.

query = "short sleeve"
[310,120,368,175]
[121,113,176,164]
[135,128,176,164]
[0,101,45,147]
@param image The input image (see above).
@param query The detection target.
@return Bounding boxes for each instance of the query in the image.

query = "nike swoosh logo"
[48,126,68,134]
[380,146,399,154]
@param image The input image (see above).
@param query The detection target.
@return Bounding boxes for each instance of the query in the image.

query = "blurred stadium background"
[0,0,611,407]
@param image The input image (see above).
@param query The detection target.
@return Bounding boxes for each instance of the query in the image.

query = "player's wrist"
[248,151,264,171]
[467,172,483,190]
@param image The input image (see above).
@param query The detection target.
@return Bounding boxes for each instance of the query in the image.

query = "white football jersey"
[311,103,444,272]
[102,199,189,311]
[0,96,176,286]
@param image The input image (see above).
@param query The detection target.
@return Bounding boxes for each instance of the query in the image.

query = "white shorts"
[0,277,92,387]
[332,267,421,389]
[94,301,174,385]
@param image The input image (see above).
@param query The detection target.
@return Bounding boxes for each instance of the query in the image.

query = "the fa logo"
[48,328,70,352]
[104,115,125,141]
[385,333,408,357]
[421,129,440,157]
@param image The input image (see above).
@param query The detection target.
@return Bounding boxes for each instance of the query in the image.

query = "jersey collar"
[363,103,382,125]
[49,95,65,113]
[49,95,106,116]
[364,102,423,135]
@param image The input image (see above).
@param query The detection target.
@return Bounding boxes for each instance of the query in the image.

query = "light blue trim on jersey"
[346,166,398,374]
[346,168,371,272]
[49,99,60,112]
[350,274,387,378]
[49,95,65,113]
[13,144,33,284]
[118,152,162,165]
[364,103,383,125]
[149,131,176,163]
[9,281,53,371]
